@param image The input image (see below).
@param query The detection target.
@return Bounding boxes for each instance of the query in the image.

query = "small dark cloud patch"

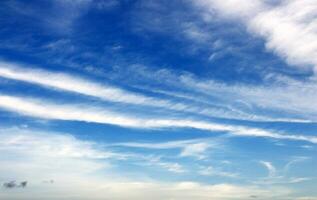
[249,195,258,198]
[20,181,27,188]
[3,181,27,189]
[3,181,16,189]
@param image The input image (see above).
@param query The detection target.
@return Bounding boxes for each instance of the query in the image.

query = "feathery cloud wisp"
[1,94,317,144]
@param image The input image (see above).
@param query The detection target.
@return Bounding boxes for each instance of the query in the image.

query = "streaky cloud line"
[134,86,265,122]
[0,61,244,121]
[109,64,315,123]
[0,95,232,131]
[0,61,303,123]
[112,138,214,149]
[0,94,316,144]
[0,61,160,105]
[110,138,217,159]
[135,85,312,123]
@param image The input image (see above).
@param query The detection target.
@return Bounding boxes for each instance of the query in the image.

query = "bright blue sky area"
[0,0,316,199]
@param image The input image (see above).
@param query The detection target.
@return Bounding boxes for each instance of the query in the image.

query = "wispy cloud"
[0,59,317,122]
[259,161,277,177]
[4,0,93,34]
[118,64,317,122]
[284,156,310,173]
[198,166,239,178]
[1,94,317,144]
[0,127,123,161]
[256,160,312,185]
[0,95,230,131]
[0,127,293,200]
[0,61,157,106]
[0,61,243,120]
[193,0,317,71]
[0,127,113,194]
[141,156,186,173]
[113,138,217,159]
[4,60,317,124]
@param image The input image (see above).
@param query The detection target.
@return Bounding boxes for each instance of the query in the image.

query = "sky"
[0,0,316,199]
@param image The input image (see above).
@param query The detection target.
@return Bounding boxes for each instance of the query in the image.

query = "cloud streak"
[0,94,317,144]
[120,64,317,122]
[113,138,217,159]
[0,61,249,121]
[3,60,316,124]
[259,161,276,177]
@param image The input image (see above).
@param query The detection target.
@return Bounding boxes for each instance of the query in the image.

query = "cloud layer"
[0,128,293,200]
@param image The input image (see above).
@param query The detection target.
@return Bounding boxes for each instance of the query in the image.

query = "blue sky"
[0,0,316,199]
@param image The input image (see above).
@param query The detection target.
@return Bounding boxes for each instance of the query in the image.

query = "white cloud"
[259,161,277,177]
[178,71,317,122]
[180,142,210,159]
[142,156,186,173]
[194,0,317,71]
[0,94,232,131]
[0,61,156,105]
[249,0,317,70]
[0,61,246,120]
[0,127,113,184]
[1,94,317,145]
[0,128,121,160]
[284,156,310,172]
[4,60,317,123]
[198,166,239,178]
[0,128,293,200]
[182,22,210,43]
[255,159,311,185]
[114,138,217,159]
[141,65,317,122]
